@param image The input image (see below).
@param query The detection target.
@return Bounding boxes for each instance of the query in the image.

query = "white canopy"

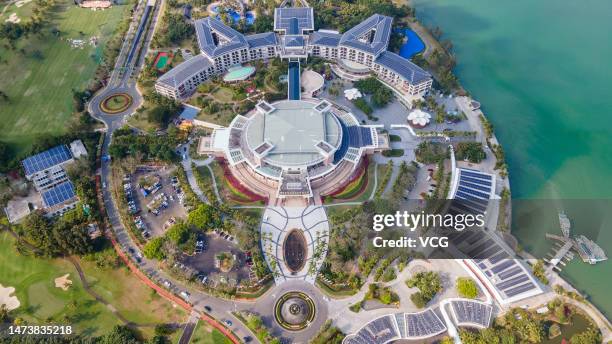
[344,88,362,100]
[407,109,432,127]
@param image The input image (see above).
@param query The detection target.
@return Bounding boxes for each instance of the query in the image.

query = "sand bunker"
[0,284,20,311]
[54,274,73,291]
[5,13,21,23]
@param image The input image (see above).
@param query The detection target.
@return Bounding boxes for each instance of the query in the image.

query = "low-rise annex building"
[154,7,432,101]
[5,141,88,221]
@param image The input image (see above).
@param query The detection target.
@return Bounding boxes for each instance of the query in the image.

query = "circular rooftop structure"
[244,100,342,168]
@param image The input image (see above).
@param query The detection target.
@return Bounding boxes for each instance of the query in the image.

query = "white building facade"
[155,9,432,100]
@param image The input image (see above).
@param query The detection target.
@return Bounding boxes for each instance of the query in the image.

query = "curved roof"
[340,14,392,56]
[157,55,212,88]
[195,17,248,58]
[245,100,341,167]
[375,51,431,84]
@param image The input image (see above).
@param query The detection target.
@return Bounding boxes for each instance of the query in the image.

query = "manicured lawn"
[190,320,233,344]
[389,134,402,142]
[0,231,188,339]
[0,0,34,22]
[0,232,119,335]
[0,0,131,156]
[210,87,235,103]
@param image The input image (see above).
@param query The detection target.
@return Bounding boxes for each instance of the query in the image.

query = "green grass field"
[0,0,35,22]
[190,320,233,344]
[0,231,120,335]
[0,231,189,339]
[0,0,130,157]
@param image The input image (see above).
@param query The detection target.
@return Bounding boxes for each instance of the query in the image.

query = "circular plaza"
[274,291,316,331]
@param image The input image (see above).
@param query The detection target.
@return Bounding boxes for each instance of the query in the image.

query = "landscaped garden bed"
[100,93,133,114]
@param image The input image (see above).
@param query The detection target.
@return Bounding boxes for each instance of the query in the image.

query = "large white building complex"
[154,7,432,100]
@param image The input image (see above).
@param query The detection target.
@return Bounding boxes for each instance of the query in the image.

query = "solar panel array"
[310,31,342,47]
[195,17,248,58]
[22,145,73,176]
[339,14,392,56]
[274,8,314,34]
[448,168,494,216]
[42,181,76,207]
[347,126,373,148]
[375,51,431,84]
[450,300,492,328]
[344,315,399,344]
[245,32,277,48]
[405,309,446,338]
[447,229,541,300]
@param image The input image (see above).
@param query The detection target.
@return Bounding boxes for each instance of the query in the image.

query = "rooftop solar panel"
[461,170,493,180]
[490,260,515,273]
[496,274,530,290]
[457,186,490,199]
[460,180,492,193]
[23,145,72,176]
[505,282,536,297]
[42,181,76,207]
[489,251,509,265]
[460,175,492,186]
[498,266,523,280]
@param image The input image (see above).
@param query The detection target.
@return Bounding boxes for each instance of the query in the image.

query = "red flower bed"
[216,158,268,203]
[328,156,370,197]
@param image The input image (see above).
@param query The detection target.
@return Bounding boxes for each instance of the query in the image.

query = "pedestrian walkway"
[260,205,330,284]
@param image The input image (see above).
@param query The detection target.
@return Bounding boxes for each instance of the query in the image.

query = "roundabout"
[274,291,316,331]
[99,93,133,114]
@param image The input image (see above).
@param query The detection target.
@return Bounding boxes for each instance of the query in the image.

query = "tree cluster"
[108,127,178,162]
[406,271,442,308]
[454,141,486,163]
[18,208,94,257]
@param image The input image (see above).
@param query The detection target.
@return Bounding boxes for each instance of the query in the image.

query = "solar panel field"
[0,0,131,157]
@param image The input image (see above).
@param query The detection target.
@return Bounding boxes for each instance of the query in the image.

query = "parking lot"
[181,231,254,287]
[126,165,188,239]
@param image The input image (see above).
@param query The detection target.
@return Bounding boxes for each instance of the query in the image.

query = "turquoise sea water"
[411,0,612,319]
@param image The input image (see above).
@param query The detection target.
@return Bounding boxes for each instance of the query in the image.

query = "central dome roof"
[245,100,342,167]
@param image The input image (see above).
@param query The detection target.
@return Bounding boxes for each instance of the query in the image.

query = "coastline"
[404,0,611,338]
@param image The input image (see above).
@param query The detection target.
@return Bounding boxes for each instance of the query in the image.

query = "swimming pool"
[398,28,425,59]
[211,5,255,25]
[223,65,256,82]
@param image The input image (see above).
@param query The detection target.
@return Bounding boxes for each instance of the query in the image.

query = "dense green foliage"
[354,77,394,108]
[155,13,194,47]
[455,142,486,163]
[187,203,223,230]
[353,98,373,116]
[17,208,95,257]
[456,277,478,299]
[143,237,165,260]
[406,271,442,308]
[310,320,346,344]
[147,101,181,128]
[108,126,178,161]
[415,141,448,163]
[312,0,413,33]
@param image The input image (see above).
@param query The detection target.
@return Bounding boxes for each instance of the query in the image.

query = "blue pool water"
[398,28,425,59]
[288,62,300,100]
[211,5,255,25]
